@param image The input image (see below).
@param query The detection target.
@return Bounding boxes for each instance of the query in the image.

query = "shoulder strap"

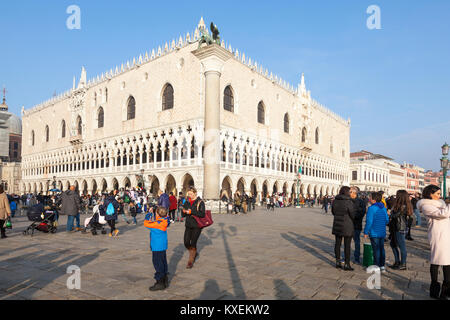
[197,200,204,211]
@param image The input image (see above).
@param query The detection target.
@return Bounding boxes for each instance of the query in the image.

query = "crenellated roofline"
[23,18,350,127]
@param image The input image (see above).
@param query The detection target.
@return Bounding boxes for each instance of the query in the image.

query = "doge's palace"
[21,18,351,203]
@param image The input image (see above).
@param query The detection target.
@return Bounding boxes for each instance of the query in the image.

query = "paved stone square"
[0,206,433,300]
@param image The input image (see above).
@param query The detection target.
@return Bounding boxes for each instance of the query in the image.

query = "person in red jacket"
[168,192,177,223]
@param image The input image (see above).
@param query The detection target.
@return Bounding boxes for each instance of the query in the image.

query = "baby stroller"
[82,205,107,235]
[24,203,57,236]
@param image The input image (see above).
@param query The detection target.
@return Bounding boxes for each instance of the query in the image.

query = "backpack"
[106,203,115,216]
[192,201,214,229]
[124,194,130,203]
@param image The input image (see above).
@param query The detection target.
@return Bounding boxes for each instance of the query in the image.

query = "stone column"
[192,44,232,201]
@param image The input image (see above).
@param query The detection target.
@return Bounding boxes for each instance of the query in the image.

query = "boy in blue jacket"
[144,206,170,291]
[364,192,390,271]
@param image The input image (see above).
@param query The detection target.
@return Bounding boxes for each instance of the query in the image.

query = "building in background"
[20,19,351,202]
[350,150,408,195]
[350,151,391,194]
[402,162,424,195]
[425,170,440,187]
[0,90,22,194]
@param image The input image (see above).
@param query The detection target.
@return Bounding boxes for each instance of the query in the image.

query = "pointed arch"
[224,85,234,113]
[301,127,307,143]
[97,107,104,128]
[257,101,265,124]
[284,113,290,133]
[162,83,174,110]
[127,96,136,120]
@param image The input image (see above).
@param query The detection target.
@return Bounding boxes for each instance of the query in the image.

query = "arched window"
[301,127,307,143]
[162,84,174,110]
[61,120,66,138]
[284,113,289,133]
[257,101,265,124]
[77,116,82,136]
[315,127,320,144]
[105,88,108,103]
[98,107,104,128]
[31,130,35,146]
[127,96,136,120]
[224,86,234,113]
[45,125,49,142]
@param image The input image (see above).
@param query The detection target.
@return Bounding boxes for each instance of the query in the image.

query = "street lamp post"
[296,167,302,208]
[441,143,449,200]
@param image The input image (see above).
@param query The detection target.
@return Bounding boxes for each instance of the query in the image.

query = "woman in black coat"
[182,187,205,269]
[332,186,356,271]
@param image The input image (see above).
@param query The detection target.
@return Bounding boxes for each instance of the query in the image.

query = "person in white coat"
[417,185,450,300]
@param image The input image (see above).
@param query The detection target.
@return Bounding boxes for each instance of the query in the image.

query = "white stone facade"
[21,19,351,201]
[350,160,390,194]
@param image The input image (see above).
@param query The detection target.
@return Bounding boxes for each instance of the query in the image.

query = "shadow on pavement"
[281,232,334,267]
[0,248,107,300]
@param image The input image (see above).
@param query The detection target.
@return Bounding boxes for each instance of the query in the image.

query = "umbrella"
[49,188,61,193]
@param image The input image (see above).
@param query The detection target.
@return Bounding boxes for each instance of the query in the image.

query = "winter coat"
[389,205,408,232]
[352,197,367,231]
[331,195,356,237]
[158,193,170,210]
[60,190,81,216]
[100,196,120,221]
[182,197,206,229]
[169,195,178,211]
[144,214,170,252]
[0,192,11,220]
[417,199,450,265]
[364,203,389,238]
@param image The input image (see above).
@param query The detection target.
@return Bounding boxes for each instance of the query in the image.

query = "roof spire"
[0,86,7,111]
[2,86,6,104]
[198,17,206,31]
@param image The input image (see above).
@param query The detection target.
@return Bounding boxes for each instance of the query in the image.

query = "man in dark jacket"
[350,187,366,264]
[157,189,170,210]
[61,186,82,232]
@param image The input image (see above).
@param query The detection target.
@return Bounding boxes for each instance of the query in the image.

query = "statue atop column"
[198,21,220,48]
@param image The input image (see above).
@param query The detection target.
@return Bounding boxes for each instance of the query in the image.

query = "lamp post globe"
[442,143,449,156]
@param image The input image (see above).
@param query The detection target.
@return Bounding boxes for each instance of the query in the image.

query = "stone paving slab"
[0,206,434,300]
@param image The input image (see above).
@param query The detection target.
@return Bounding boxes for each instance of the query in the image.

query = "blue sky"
[1,0,449,171]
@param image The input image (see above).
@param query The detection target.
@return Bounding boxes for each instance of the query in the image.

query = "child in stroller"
[83,204,107,235]
[24,203,58,236]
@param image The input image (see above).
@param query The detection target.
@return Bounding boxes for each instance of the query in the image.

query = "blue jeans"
[370,237,386,268]
[11,210,16,218]
[152,250,168,281]
[414,209,421,227]
[66,214,81,231]
[390,231,407,265]
[121,214,129,223]
[353,230,362,262]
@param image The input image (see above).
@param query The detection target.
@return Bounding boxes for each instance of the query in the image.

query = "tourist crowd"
[1,182,450,299]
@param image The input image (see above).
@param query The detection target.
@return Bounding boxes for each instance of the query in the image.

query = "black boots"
[336,259,342,269]
[440,282,450,300]
[343,264,354,271]
[389,262,400,270]
[150,278,167,291]
[430,281,441,299]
